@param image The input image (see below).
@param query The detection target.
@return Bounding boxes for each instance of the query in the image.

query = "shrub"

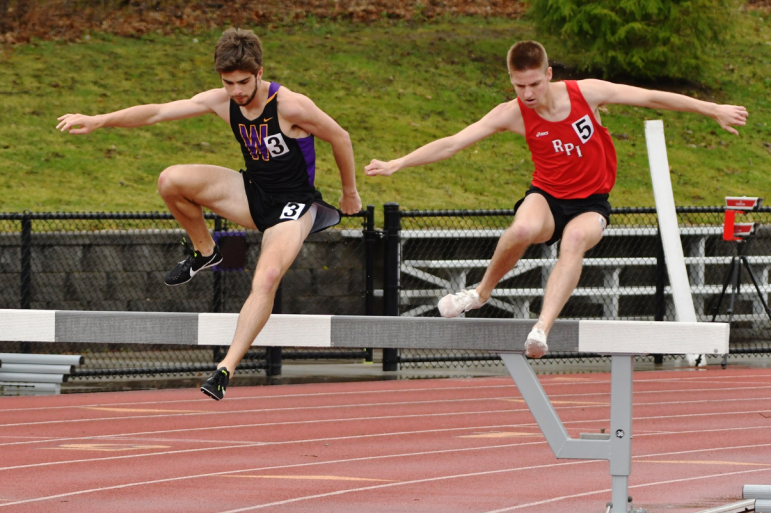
[529,0,734,80]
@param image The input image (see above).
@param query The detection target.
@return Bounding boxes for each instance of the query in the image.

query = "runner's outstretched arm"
[580,79,749,135]
[365,102,517,177]
[56,89,226,135]
[282,93,362,215]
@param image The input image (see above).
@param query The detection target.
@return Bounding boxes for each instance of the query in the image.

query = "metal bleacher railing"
[1,204,770,392]
[380,204,771,370]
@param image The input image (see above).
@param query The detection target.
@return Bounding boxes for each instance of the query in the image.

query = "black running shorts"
[241,171,341,233]
[513,185,611,246]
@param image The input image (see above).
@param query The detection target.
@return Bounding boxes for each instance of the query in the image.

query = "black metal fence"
[2,204,770,383]
[0,209,377,379]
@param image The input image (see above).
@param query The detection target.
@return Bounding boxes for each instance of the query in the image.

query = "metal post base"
[500,353,634,513]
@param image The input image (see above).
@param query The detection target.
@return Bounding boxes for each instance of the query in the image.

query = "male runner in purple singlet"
[57,28,362,399]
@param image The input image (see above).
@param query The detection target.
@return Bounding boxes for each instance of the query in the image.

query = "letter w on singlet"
[239,124,270,161]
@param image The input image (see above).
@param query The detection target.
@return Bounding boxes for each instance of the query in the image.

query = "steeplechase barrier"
[0,308,729,513]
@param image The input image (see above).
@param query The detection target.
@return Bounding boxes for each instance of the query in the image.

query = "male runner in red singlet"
[365,40,748,358]
[57,28,362,399]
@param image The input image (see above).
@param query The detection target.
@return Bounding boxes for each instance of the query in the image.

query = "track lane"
[1,368,769,512]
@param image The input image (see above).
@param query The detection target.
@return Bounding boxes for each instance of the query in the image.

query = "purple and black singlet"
[229,82,316,193]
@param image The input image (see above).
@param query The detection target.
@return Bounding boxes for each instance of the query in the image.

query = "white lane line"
[210,442,771,513]
[482,487,612,512]
[636,424,771,438]
[483,465,771,512]
[0,440,273,472]
[3,400,771,474]
[0,408,767,463]
[0,384,520,412]
[214,462,597,513]
[1,396,770,455]
[0,395,544,428]
[0,435,59,440]
[2,431,771,509]
[4,373,769,413]
[0,417,555,472]
[0,409,541,449]
[0,441,570,508]
[634,374,771,381]
[208,442,771,513]
[2,377,768,415]
[0,417,534,449]
[70,423,771,449]
[4,389,771,430]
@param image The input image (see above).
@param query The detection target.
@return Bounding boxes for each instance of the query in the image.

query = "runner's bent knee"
[252,265,283,295]
[507,221,544,245]
[157,165,188,196]
[561,216,604,254]
[512,195,555,243]
[560,226,592,251]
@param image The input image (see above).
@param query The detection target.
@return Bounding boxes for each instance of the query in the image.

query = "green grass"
[0,14,769,214]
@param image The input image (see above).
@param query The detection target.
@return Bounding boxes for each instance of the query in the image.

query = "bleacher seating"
[396,226,771,322]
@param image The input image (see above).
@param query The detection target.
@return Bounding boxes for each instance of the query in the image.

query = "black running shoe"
[164,241,222,286]
[201,367,230,400]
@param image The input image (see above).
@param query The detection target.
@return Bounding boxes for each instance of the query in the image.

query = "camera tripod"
[710,237,771,368]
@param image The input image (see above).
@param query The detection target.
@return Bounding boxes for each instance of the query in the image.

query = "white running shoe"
[525,326,548,358]
[437,289,486,318]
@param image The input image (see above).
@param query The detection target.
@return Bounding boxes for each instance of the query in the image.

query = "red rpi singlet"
[517,80,617,199]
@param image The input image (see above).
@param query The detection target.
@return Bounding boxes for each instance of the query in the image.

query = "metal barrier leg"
[610,355,633,513]
[500,353,572,455]
[500,352,637,513]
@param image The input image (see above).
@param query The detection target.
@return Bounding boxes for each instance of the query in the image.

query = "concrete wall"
[0,229,369,315]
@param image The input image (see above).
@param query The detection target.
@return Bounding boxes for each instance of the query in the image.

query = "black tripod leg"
[721,258,741,369]
[711,257,737,322]
[741,256,771,320]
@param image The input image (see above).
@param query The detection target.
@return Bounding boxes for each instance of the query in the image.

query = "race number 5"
[572,115,595,144]
[280,202,306,220]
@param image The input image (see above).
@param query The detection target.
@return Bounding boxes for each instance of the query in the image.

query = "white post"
[645,120,705,365]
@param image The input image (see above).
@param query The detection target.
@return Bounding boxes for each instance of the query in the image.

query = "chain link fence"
[0,210,375,383]
[2,205,770,389]
[386,206,771,369]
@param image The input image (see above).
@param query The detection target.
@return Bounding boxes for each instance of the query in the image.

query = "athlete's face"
[510,67,552,108]
[221,69,262,106]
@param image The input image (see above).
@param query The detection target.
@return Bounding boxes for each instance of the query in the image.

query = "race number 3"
[572,115,595,144]
[280,202,306,220]
[265,133,290,157]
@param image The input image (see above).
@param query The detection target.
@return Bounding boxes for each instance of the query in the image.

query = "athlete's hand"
[339,189,362,215]
[364,158,402,177]
[713,104,748,135]
[56,113,102,135]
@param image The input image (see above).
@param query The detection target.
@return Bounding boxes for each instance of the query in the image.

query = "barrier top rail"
[0,309,729,356]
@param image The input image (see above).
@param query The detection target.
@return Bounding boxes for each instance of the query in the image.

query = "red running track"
[1,367,771,512]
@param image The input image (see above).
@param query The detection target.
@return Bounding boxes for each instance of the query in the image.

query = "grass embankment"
[0,14,769,213]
